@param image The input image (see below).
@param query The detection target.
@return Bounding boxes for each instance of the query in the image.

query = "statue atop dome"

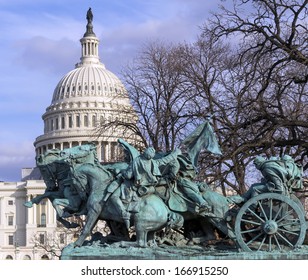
[84,7,95,37]
[86,8,93,24]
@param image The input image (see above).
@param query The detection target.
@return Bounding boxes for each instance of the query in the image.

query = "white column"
[106,142,111,161]
[97,143,102,162]
[0,196,3,224]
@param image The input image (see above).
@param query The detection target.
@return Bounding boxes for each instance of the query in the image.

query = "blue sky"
[0,0,223,181]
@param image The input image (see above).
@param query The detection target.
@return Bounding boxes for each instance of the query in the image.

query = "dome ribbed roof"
[51,64,128,104]
[49,11,130,106]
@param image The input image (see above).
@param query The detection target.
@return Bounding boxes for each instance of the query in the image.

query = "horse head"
[59,143,98,166]
[36,149,71,191]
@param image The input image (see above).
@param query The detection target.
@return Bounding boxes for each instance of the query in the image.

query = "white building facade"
[0,179,59,260]
[0,9,140,260]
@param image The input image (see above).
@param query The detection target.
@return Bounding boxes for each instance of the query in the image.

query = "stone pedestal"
[60,243,308,260]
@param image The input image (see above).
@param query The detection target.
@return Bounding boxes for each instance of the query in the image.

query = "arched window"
[84,115,88,127]
[55,118,59,130]
[61,116,65,129]
[41,255,49,260]
[50,119,54,131]
[23,255,31,260]
[76,115,80,127]
[5,255,13,260]
[92,115,96,127]
[40,213,46,227]
[69,116,73,128]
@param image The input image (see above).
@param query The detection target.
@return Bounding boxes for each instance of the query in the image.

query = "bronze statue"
[25,121,307,253]
[86,8,93,24]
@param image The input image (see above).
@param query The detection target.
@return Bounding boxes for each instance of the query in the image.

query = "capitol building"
[0,9,140,260]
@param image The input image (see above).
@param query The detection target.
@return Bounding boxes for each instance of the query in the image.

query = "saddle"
[155,182,195,213]
[167,185,189,212]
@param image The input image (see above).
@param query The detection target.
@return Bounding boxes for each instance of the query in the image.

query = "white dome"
[34,10,142,162]
[51,64,129,104]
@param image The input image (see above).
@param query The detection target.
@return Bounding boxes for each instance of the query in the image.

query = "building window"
[84,115,88,127]
[92,115,96,127]
[61,117,65,129]
[8,200,13,206]
[76,115,80,127]
[8,235,14,245]
[69,116,73,128]
[39,234,45,245]
[101,142,107,162]
[40,213,46,227]
[55,118,59,130]
[41,255,49,260]
[8,215,13,226]
[59,233,65,244]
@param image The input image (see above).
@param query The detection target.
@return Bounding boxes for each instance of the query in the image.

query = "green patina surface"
[24,120,307,258]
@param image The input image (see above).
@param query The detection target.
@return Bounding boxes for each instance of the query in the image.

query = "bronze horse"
[30,145,184,247]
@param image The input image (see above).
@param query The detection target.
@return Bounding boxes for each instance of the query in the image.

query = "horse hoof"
[137,241,147,248]
[24,201,33,208]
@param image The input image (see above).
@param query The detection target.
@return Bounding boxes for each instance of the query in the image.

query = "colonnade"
[35,140,123,163]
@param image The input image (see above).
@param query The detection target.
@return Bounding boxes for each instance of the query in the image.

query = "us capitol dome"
[0,8,143,261]
[34,8,140,162]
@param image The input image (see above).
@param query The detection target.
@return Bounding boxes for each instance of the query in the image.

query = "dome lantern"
[76,8,102,67]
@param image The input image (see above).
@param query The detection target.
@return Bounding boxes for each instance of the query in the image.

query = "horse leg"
[135,225,148,247]
[24,192,55,208]
[208,217,239,248]
[133,195,171,247]
[62,187,84,216]
[147,231,157,247]
[56,215,79,229]
[52,199,66,217]
[74,192,103,247]
[54,198,82,218]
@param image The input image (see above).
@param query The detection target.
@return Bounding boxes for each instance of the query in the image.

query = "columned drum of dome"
[34,9,140,162]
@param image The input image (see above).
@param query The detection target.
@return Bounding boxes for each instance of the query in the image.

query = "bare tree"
[122,41,201,151]
[208,0,308,80]
[94,0,307,196]
[194,0,308,193]
[31,217,111,259]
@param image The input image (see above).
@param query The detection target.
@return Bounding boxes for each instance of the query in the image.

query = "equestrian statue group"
[24,121,307,252]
